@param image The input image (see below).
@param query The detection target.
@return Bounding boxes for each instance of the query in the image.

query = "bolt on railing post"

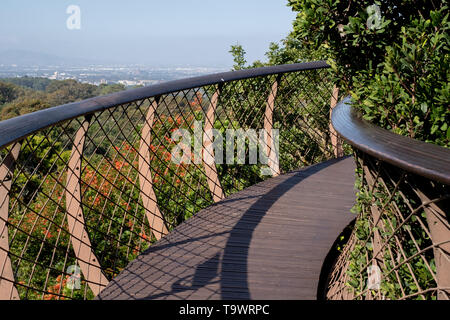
[0,142,21,300]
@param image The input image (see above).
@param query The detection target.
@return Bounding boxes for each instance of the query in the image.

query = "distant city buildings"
[0,65,227,87]
[117,79,159,87]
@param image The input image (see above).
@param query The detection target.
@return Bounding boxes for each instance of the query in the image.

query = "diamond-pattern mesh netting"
[326,151,450,300]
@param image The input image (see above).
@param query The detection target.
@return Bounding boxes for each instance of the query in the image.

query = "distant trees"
[45,80,98,106]
[97,83,126,95]
[228,34,328,74]
[1,76,52,91]
[0,81,19,105]
[1,97,50,119]
[229,44,248,70]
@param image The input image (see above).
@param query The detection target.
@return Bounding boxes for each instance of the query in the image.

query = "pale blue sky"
[0,1,296,67]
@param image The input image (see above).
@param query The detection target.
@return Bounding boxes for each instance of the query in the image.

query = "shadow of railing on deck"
[96,159,345,300]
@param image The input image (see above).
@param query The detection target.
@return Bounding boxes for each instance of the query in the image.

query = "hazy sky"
[0,0,296,67]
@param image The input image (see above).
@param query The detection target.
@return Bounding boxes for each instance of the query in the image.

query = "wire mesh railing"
[0,62,342,299]
[327,99,450,300]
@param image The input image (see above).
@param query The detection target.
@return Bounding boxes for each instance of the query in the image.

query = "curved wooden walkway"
[97,157,356,300]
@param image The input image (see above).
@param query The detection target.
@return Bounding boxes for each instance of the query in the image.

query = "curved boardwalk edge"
[97,157,356,300]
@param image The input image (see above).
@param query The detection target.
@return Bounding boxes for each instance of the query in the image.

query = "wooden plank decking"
[97,157,356,300]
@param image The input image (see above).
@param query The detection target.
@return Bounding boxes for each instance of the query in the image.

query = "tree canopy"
[0,78,125,120]
[231,1,449,146]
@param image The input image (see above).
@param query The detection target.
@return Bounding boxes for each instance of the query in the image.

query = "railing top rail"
[332,96,450,185]
[0,61,329,149]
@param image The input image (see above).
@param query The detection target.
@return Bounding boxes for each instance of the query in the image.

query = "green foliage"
[228,42,338,169]
[97,83,126,95]
[229,44,248,70]
[13,135,70,204]
[6,135,83,299]
[284,1,448,300]
[265,32,328,65]
[359,11,449,145]
[45,79,98,105]
[229,32,328,70]
[1,96,50,119]
[0,81,20,105]
[345,159,436,299]
[1,76,52,91]
[287,0,449,147]
[0,78,127,120]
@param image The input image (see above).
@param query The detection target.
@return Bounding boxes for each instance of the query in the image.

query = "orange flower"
[114,160,127,170]
[139,232,149,241]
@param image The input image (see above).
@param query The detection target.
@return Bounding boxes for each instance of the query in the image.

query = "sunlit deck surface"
[97,157,356,300]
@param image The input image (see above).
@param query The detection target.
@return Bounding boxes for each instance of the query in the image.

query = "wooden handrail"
[331,96,450,185]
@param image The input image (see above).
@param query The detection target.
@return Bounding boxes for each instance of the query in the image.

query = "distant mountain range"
[0,50,230,68]
[0,50,105,67]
